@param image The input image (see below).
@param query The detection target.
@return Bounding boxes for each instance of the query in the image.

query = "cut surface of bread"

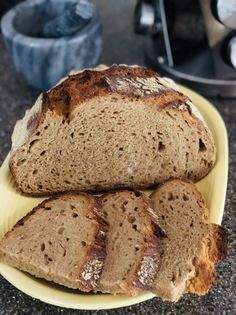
[0,193,108,291]
[10,65,216,196]
[97,190,163,296]
[150,180,227,301]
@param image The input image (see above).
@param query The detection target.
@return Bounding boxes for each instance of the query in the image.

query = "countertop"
[0,0,235,314]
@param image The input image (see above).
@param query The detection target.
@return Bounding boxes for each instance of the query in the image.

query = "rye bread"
[0,193,108,291]
[97,190,163,296]
[150,180,227,301]
[9,65,216,196]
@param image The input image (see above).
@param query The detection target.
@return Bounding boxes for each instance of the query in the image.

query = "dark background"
[0,1,235,314]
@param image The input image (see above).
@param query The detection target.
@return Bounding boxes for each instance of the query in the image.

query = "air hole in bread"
[72,213,78,218]
[36,132,40,136]
[128,216,136,224]
[44,125,49,130]
[201,158,207,166]
[134,191,141,197]
[32,170,38,175]
[111,97,118,102]
[119,222,123,227]
[45,207,51,211]
[184,119,190,127]
[132,224,138,231]
[38,184,43,189]
[86,214,93,220]
[183,194,189,201]
[119,147,123,151]
[44,254,52,265]
[66,237,70,241]
[158,142,165,151]
[135,245,140,251]
[168,193,174,201]
[70,132,74,138]
[17,159,26,166]
[81,241,86,247]
[40,243,45,251]
[199,139,207,152]
[58,227,65,234]
[29,139,39,147]
[40,150,46,156]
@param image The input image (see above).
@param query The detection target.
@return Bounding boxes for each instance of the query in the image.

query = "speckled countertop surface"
[0,1,235,314]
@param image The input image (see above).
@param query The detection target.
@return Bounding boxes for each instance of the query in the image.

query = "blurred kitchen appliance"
[134,0,236,97]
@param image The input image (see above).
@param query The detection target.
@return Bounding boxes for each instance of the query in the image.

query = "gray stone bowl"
[1,0,102,90]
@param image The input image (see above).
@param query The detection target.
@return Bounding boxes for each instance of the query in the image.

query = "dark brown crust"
[78,196,108,291]
[0,192,108,292]
[189,225,227,295]
[210,224,228,262]
[130,234,162,292]
[129,193,164,292]
[39,65,189,119]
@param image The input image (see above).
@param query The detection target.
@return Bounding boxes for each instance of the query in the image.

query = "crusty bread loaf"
[0,193,108,291]
[97,190,163,295]
[9,65,216,196]
[150,180,227,301]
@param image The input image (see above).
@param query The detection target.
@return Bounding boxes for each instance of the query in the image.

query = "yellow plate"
[0,86,228,310]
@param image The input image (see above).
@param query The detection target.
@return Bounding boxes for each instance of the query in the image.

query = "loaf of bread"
[9,65,216,196]
[97,190,163,295]
[0,193,108,291]
[150,180,227,301]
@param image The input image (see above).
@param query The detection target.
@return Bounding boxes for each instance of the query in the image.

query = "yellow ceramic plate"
[0,86,228,310]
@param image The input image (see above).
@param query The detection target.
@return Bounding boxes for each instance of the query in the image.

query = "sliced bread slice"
[9,64,216,196]
[0,193,108,291]
[150,180,227,301]
[97,190,163,296]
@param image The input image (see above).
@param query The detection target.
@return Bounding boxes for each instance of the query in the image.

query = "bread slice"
[97,190,163,296]
[0,193,108,291]
[150,180,227,301]
[9,65,216,196]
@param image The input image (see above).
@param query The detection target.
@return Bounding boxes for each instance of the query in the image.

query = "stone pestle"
[42,0,95,38]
